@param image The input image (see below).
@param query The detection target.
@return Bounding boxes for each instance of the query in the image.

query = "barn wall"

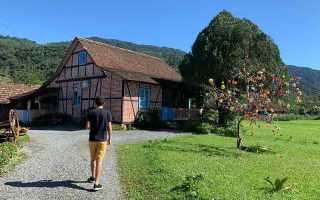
[49,42,123,122]
[122,81,162,123]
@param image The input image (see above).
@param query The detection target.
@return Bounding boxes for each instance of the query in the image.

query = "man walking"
[86,96,112,191]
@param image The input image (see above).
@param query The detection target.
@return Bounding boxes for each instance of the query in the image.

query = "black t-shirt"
[87,108,112,141]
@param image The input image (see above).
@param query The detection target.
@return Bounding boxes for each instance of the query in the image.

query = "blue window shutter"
[139,88,150,109]
[146,89,150,108]
[139,88,144,108]
[73,91,77,105]
[79,51,87,65]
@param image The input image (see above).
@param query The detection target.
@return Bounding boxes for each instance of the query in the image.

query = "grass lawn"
[117,120,320,200]
[0,135,30,175]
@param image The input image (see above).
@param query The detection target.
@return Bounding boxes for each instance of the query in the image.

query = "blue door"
[162,107,174,121]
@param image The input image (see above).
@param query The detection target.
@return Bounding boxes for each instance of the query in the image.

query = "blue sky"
[0,0,319,69]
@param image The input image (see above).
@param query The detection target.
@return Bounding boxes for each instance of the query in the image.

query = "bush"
[307,105,320,115]
[183,121,213,134]
[218,108,235,127]
[133,110,162,130]
[112,124,125,131]
[202,109,219,124]
[112,124,137,131]
[213,125,237,137]
[0,142,18,170]
[183,121,201,132]
[195,123,213,134]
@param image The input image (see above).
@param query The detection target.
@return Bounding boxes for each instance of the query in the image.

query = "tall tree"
[179,10,283,90]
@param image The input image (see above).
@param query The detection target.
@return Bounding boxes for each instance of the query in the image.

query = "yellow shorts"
[89,141,107,161]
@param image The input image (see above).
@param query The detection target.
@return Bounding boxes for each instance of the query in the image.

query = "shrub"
[183,121,201,132]
[195,123,213,134]
[183,121,213,134]
[218,108,235,127]
[133,109,162,130]
[112,124,125,131]
[0,142,18,169]
[214,125,237,137]
[307,105,320,115]
[202,109,219,124]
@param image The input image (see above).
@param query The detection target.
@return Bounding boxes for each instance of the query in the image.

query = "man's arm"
[107,122,112,145]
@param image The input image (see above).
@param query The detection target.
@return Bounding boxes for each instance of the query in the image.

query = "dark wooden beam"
[126,81,136,118]
[121,80,124,122]
[71,82,74,116]
[154,85,161,109]
[66,82,68,113]
[56,75,106,83]
[110,74,112,112]
[82,97,122,101]
[92,79,100,108]
[64,62,94,69]
[88,79,91,109]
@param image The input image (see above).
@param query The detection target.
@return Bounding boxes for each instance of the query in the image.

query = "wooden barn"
[28,37,201,123]
[0,83,39,121]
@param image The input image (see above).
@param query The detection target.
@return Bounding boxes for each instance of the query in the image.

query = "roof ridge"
[0,82,40,87]
[76,37,167,62]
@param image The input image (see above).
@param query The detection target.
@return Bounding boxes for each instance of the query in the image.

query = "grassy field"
[0,135,30,175]
[117,120,320,200]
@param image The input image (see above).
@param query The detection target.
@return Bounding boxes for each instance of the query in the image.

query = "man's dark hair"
[95,96,104,106]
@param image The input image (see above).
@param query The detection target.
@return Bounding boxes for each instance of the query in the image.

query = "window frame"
[139,87,151,109]
[73,83,82,107]
[78,51,87,66]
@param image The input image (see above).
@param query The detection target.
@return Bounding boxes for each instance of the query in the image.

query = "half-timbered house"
[30,37,201,123]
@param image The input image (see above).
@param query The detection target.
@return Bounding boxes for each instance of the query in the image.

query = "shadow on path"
[5,180,91,191]
[30,125,83,132]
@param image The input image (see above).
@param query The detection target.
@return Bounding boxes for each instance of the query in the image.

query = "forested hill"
[287,65,320,97]
[0,35,319,97]
[0,36,185,84]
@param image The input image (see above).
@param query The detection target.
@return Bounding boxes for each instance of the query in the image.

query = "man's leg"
[91,160,96,178]
[89,142,97,180]
[94,161,103,185]
[94,142,107,186]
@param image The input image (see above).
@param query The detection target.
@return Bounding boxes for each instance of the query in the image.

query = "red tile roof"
[0,83,40,104]
[78,38,182,83]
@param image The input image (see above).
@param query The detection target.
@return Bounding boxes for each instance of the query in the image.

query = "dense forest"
[0,36,184,84]
[0,35,319,97]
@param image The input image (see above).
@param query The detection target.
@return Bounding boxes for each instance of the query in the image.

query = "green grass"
[117,120,320,200]
[0,135,30,176]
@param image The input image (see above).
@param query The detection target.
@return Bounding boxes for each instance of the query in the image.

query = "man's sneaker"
[93,184,102,191]
[87,177,95,183]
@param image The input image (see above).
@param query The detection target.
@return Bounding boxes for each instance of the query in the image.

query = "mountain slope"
[0,35,319,97]
[0,36,185,84]
[287,65,320,97]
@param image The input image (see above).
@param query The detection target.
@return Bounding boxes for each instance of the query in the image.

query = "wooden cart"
[0,109,20,142]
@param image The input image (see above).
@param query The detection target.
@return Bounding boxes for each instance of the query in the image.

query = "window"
[188,98,196,109]
[78,51,87,65]
[139,88,150,109]
[73,83,81,106]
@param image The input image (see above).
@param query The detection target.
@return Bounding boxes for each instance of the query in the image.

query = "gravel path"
[0,128,186,200]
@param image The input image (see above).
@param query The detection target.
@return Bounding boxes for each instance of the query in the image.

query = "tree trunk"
[236,119,242,149]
